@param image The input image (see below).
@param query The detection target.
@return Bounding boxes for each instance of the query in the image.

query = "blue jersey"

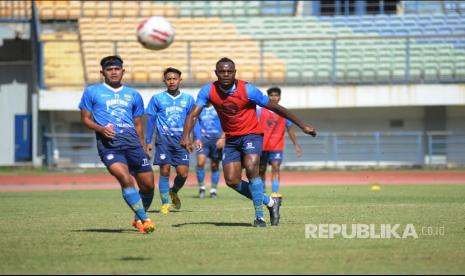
[194,106,222,141]
[145,91,195,145]
[78,83,145,149]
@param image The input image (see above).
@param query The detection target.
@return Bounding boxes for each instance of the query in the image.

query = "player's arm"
[287,126,302,157]
[181,105,203,152]
[267,101,316,137]
[80,109,115,139]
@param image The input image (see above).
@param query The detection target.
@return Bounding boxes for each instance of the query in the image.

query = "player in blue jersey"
[193,102,225,199]
[145,67,195,215]
[79,55,155,234]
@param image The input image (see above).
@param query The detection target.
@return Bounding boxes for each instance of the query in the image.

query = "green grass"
[1,185,465,274]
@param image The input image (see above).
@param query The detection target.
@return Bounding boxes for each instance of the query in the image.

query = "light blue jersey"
[79,83,145,149]
[145,91,195,145]
[194,106,222,141]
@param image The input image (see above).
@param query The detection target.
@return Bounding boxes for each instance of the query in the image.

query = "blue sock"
[135,189,154,221]
[196,167,205,187]
[172,175,187,194]
[211,170,220,189]
[272,179,279,193]
[249,177,264,218]
[122,187,148,221]
[159,176,170,205]
[233,180,252,199]
[263,194,271,206]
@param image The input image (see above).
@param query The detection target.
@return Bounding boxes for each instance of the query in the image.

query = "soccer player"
[79,55,155,234]
[181,57,316,227]
[193,102,225,199]
[145,67,195,215]
[258,87,303,198]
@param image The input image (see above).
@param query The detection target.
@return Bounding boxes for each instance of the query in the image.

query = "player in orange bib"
[258,87,302,199]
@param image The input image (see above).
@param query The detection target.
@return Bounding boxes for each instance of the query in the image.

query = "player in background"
[258,87,302,198]
[181,57,316,227]
[145,67,195,215]
[193,102,225,199]
[79,55,155,234]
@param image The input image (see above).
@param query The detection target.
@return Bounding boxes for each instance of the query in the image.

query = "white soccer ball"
[136,16,175,50]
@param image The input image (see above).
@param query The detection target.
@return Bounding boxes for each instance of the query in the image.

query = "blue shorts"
[223,134,263,164]
[98,146,152,174]
[197,138,223,161]
[154,142,190,166]
[260,150,284,167]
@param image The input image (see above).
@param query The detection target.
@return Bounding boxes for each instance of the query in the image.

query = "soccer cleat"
[142,219,155,233]
[160,204,170,215]
[267,197,282,226]
[210,192,217,199]
[253,217,267,228]
[199,189,206,199]
[132,219,144,232]
[170,191,181,210]
[270,192,283,198]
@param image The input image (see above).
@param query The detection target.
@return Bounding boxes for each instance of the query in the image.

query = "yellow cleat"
[270,192,283,198]
[160,204,170,215]
[170,191,181,210]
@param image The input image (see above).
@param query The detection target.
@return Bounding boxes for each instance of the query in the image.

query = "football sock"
[122,187,148,221]
[272,179,279,193]
[196,167,205,187]
[263,194,274,207]
[211,170,220,189]
[249,177,264,218]
[233,180,252,199]
[159,175,170,205]
[134,189,154,221]
[210,188,217,194]
[172,175,187,194]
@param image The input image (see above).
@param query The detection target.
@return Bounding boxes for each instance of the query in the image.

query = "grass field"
[1,184,465,274]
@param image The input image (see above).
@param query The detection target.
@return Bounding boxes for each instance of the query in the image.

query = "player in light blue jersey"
[193,102,224,199]
[145,67,195,214]
[79,55,155,234]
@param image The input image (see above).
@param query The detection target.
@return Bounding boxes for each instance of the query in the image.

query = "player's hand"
[100,124,116,139]
[216,138,225,149]
[195,140,203,151]
[295,144,303,158]
[181,136,193,153]
[145,144,153,159]
[302,125,317,137]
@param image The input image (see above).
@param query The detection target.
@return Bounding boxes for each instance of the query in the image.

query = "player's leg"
[210,159,220,198]
[196,153,207,199]
[269,151,283,197]
[259,151,270,193]
[169,143,190,209]
[127,146,155,215]
[153,143,172,214]
[170,165,188,209]
[100,148,153,233]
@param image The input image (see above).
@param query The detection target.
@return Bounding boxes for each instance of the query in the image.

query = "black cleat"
[199,189,206,199]
[267,197,282,226]
[253,217,267,228]
[210,192,217,199]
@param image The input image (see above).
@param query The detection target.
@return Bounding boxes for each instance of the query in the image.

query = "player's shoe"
[270,192,283,198]
[210,192,217,199]
[160,204,170,215]
[132,219,155,233]
[142,219,155,233]
[267,197,282,226]
[199,189,206,199]
[170,191,181,210]
[253,217,267,228]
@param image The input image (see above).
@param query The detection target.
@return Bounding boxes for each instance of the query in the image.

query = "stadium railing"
[43,131,465,169]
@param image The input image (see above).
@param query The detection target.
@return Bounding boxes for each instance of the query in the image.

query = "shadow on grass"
[120,256,152,261]
[172,222,251,228]
[72,229,134,234]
